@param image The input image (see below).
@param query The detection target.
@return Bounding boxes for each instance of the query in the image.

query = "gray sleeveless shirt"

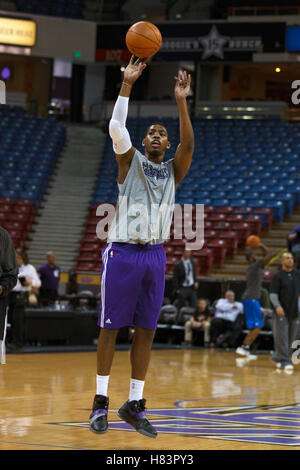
[107,149,175,244]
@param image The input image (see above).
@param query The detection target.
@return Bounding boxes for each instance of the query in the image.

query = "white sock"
[129,378,145,402]
[96,374,109,396]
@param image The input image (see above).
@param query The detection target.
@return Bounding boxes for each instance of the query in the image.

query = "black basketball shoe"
[117,398,157,438]
[89,394,109,434]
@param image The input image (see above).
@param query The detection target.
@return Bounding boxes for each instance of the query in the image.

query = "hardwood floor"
[0,348,300,450]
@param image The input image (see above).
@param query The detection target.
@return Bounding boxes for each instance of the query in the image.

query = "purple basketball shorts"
[98,242,166,331]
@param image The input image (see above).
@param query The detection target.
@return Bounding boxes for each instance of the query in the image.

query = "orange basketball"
[246,235,261,248]
[125,21,162,58]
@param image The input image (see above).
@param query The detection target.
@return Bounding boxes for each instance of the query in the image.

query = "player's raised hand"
[123,55,147,85]
[174,70,191,101]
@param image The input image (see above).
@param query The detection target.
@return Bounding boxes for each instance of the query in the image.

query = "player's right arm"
[109,56,147,184]
[270,272,285,317]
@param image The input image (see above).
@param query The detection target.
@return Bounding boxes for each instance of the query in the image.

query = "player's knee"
[134,326,155,342]
[100,327,119,340]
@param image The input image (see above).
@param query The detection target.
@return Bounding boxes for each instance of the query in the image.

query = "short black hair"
[144,123,168,138]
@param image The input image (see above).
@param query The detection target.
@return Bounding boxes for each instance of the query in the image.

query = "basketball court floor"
[0,348,300,450]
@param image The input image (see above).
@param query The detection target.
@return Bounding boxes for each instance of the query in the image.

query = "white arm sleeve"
[109,95,132,155]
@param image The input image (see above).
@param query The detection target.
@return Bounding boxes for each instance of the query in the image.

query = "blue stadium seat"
[93,117,300,226]
[0,107,65,206]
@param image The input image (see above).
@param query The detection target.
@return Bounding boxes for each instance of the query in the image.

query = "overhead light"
[275,67,281,72]
[1,67,11,80]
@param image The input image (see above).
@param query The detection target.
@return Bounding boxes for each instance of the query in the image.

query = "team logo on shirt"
[52,402,300,446]
[142,162,169,180]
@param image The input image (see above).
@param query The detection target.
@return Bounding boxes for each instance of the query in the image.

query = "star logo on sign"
[199,25,229,60]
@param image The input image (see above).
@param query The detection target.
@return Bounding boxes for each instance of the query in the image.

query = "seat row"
[75,204,272,274]
[0,198,36,248]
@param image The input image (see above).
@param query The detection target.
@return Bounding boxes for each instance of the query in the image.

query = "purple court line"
[173,399,258,408]
[0,440,93,450]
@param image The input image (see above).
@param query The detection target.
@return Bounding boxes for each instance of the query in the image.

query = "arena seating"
[0,106,65,205]
[76,116,300,273]
[15,0,83,18]
[0,106,66,248]
[0,198,35,248]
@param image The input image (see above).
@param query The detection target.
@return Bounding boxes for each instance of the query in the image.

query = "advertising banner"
[96,22,285,62]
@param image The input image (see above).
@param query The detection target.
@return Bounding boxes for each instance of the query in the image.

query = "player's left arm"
[173,71,194,188]
[259,242,273,266]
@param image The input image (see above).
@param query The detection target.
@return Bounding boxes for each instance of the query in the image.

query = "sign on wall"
[0,17,36,47]
[96,22,285,62]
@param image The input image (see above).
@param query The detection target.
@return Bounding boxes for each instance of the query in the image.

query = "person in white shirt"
[7,249,41,350]
[210,290,244,348]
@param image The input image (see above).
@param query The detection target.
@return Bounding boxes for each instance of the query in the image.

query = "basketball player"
[236,242,273,359]
[89,56,194,438]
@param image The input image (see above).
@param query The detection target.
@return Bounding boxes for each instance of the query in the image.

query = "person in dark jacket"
[270,252,300,371]
[0,227,19,364]
[173,248,198,310]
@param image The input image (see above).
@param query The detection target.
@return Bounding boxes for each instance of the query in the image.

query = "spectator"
[287,226,300,269]
[173,247,198,310]
[7,249,41,350]
[236,242,273,359]
[0,227,19,364]
[182,298,213,347]
[270,252,300,372]
[38,252,61,306]
[210,290,244,349]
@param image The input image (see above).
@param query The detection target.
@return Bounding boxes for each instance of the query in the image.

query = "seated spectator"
[7,249,41,350]
[38,252,61,306]
[210,290,244,348]
[182,298,213,347]
[173,247,198,310]
[287,226,300,269]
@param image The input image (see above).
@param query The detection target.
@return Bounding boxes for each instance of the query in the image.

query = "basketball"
[246,235,261,248]
[125,21,162,58]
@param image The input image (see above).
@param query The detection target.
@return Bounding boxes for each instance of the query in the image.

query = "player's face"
[281,253,294,269]
[143,125,170,158]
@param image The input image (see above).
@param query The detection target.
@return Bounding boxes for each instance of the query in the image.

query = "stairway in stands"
[211,208,300,279]
[27,124,106,271]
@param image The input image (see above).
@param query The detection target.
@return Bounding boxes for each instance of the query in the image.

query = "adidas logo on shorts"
[105,319,112,324]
